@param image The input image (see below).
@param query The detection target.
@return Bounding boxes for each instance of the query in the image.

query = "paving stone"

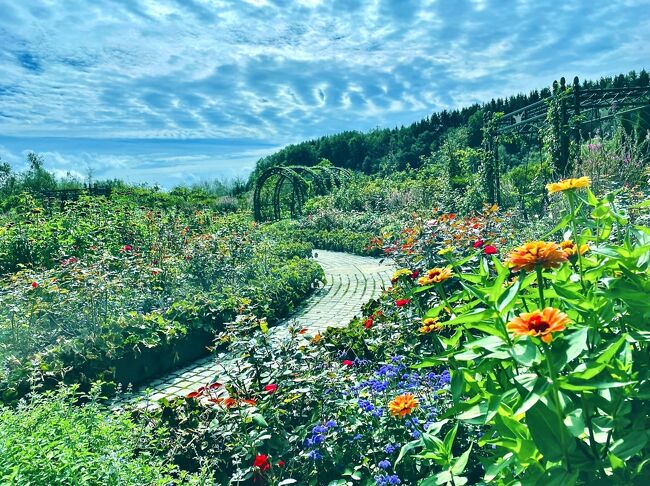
[124,249,395,403]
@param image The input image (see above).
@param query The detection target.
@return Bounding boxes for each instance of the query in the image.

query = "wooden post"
[573,76,582,168]
[559,77,570,175]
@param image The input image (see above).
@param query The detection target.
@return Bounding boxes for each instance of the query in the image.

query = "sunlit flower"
[506,307,570,343]
[437,246,454,256]
[311,333,322,344]
[297,328,308,334]
[389,393,419,417]
[546,176,591,194]
[419,317,443,334]
[484,245,498,255]
[507,241,567,272]
[395,298,411,307]
[560,240,589,258]
[391,269,412,283]
[422,267,454,285]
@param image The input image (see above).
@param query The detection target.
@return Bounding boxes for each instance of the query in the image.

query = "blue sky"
[0,0,648,187]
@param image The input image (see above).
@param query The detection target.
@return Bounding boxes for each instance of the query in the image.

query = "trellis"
[483,76,650,205]
[252,165,350,221]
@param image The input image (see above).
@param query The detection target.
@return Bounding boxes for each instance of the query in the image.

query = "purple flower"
[325,419,337,428]
[307,450,322,461]
[384,443,399,454]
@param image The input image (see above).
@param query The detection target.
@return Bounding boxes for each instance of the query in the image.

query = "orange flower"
[389,393,419,417]
[507,241,567,272]
[419,317,443,334]
[560,240,589,258]
[506,307,570,343]
[546,176,591,194]
[418,267,453,286]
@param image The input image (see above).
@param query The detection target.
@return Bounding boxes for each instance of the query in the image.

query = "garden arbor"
[253,165,350,222]
[483,76,650,206]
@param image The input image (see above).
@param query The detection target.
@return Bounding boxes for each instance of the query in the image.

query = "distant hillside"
[248,69,649,183]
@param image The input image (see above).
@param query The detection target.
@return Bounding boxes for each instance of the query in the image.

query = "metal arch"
[252,165,352,221]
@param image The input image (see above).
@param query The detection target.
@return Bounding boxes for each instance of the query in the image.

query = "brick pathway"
[131,250,394,402]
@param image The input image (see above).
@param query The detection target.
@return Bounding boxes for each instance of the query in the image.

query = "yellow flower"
[419,317,443,334]
[391,269,412,282]
[507,241,567,273]
[560,240,589,258]
[426,267,454,283]
[546,176,591,194]
[506,307,570,343]
[437,246,454,256]
[388,393,419,417]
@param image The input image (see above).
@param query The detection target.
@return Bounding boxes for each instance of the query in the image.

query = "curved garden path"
[133,250,394,402]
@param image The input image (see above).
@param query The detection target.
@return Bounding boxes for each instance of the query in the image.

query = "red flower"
[395,298,411,308]
[31,281,39,289]
[298,328,308,334]
[253,454,270,472]
[473,239,484,249]
[120,244,133,252]
[265,384,278,394]
[410,270,420,279]
[186,390,203,399]
[484,245,498,255]
[342,360,354,367]
[208,382,222,390]
[364,318,374,329]
[276,460,285,468]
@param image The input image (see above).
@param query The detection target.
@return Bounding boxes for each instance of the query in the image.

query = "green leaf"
[535,467,578,486]
[526,402,572,461]
[609,431,649,460]
[451,444,473,475]
[496,277,521,313]
[596,335,626,364]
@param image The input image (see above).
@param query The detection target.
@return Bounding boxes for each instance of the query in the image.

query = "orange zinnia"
[507,241,567,272]
[419,317,443,334]
[546,176,591,194]
[418,267,453,286]
[389,393,419,417]
[506,307,570,343]
[560,240,589,258]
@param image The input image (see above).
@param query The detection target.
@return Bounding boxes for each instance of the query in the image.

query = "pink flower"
[484,245,498,255]
[120,244,133,252]
[342,360,354,367]
[395,298,411,308]
[31,281,39,289]
[265,384,278,394]
[410,270,420,279]
[473,239,484,249]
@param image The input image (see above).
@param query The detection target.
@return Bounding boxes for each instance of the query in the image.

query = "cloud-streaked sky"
[1,0,648,186]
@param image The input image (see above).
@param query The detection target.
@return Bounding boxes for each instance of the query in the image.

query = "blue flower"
[307,450,322,461]
[312,434,326,445]
[384,443,399,454]
[353,433,363,440]
[358,399,375,413]
[312,425,328,434]
[325,419,337,428]
[411,430,422,439]
[371,407,385,418]
[378,459,391,470]
[375,474,401,485]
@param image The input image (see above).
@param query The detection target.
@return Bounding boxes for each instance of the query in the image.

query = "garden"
[1,82,649,485]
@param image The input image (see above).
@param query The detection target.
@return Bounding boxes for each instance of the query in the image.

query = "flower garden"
[0,120,649,485]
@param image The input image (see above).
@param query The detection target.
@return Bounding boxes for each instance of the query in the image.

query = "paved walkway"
[133,250,394,402]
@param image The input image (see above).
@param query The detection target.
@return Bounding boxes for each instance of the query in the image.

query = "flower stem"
[535,266,545,308]
[542,344,570,470]
[567,192,586,291]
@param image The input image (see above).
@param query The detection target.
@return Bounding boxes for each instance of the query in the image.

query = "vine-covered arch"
[253,165,351,221]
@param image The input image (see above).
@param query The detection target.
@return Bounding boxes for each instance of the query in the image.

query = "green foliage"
[0,385,205,485]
